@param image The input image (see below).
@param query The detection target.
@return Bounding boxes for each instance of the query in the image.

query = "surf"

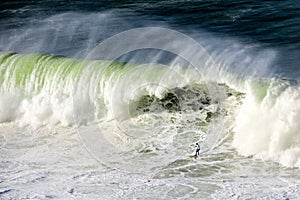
[0,44,299,168]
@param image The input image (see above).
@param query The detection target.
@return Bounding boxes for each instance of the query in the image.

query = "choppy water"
[1,1,300,199]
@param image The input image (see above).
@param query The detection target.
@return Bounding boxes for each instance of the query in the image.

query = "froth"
[0,93,21,122]
[0,92,74,128]
[233,79,300,167]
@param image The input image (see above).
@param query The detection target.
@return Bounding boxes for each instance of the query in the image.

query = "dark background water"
[0,0,299,79]
[1,0,300,48]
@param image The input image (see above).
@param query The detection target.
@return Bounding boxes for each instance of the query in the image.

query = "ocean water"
[1,1,300,199]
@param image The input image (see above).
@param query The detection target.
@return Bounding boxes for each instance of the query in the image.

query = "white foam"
[233,80,300,167]
[0,92,75,128]
[0,93,21,122]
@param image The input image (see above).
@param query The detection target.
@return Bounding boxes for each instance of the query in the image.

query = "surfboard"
[187,155,197,160]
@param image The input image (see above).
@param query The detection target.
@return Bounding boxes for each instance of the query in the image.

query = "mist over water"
[1,1,300,199]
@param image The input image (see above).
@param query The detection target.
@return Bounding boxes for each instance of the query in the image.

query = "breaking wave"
[0,48,299,168]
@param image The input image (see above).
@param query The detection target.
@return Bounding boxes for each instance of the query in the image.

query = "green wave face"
[0,51,134,125]
[0,51,208,123]
[0,52,86,95]
[0,51,171,99]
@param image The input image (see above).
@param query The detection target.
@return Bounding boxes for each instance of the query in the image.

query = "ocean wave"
[0,51,299,168]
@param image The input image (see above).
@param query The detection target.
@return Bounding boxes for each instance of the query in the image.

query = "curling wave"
[0,51,300,167]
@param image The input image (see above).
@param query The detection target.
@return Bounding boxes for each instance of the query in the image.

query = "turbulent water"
[1,1,300,199]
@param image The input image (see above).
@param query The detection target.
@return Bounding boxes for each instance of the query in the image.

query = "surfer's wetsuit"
[195,143,200,156]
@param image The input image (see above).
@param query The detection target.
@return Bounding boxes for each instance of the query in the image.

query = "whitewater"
[1,3,300,199]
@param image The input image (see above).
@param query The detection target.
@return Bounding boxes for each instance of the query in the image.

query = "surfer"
[195,143,200,156]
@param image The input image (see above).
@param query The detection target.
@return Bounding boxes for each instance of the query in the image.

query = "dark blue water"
[0,0,299,79]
